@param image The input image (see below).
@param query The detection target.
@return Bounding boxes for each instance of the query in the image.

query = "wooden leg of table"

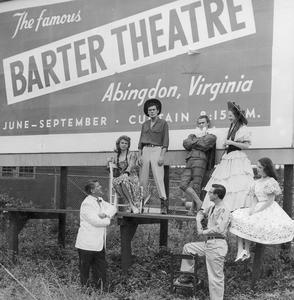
[58,166,67,248]
[58,214,66,248]
[159,165,169,250]
[7,214,18,264]
[282,165,293,252]
[7,213,28,264]
[159,220,168,250]
[120,222,138,272]
[251,243,265,290]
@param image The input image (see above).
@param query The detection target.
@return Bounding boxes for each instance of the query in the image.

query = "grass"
[0,214,294,300]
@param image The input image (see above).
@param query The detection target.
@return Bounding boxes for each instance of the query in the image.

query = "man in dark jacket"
[180,115,216,214]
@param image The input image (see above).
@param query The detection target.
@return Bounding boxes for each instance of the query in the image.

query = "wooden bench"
[0,207,289,290]
[0,207,79,262]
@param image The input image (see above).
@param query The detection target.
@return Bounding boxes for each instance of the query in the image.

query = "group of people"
[74,98,170,289]
[107,98,169,214]
[110,98,217,216]
[176,102,294,299]
[74,98,294,299]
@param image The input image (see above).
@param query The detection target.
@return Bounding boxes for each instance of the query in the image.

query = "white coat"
[75,195,117,251]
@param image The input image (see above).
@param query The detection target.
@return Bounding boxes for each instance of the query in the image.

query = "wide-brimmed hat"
[143,98,162,116]
[227,101,248,125]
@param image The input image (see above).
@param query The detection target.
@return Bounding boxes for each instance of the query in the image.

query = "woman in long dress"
[111,135,141,213]
[202,101,254,211]
[230,157,294,261]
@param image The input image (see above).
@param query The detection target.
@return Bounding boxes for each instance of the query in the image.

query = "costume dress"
[230,177,294,244]
[112,152,141,211]
[202,125,254,211]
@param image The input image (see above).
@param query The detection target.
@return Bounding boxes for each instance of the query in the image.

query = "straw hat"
[227,101,248,125]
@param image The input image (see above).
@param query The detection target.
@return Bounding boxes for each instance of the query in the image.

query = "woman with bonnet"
[202,101,254,211]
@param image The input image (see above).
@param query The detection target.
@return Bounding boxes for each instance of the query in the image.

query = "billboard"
[0,0,293,153]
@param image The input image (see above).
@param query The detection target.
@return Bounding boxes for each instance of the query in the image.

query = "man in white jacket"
[75,180,117,289]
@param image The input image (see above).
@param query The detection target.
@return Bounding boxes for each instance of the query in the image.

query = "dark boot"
[160,198,168,215]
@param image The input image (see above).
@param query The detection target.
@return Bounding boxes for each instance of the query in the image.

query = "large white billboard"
[0,0,293,154]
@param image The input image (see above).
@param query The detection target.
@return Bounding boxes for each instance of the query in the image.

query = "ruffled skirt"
[202,150,254,211]
[230,201,294,244]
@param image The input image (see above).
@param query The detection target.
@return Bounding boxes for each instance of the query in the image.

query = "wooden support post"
[58,166,67,247]
[251,243,265,290]
[120,220,138,272]
[282,165,293,251]
[7,212,28,263]
[7,213,19,263]
[159,165,169,249]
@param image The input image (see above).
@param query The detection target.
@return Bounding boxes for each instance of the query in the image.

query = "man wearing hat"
[138,98,169,214]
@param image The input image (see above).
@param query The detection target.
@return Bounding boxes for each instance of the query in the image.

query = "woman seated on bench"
[109,135,141,214]
[230,157,294,261]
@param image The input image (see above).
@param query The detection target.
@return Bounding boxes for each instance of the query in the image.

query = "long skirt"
[202,150,254,211]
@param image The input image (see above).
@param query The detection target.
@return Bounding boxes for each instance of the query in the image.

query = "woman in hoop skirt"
[230,157,294,261]
[110,135,141,213]
[202,101,254,211]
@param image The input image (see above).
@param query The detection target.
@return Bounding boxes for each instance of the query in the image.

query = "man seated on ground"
[176,184,230,300]
[180,115,216,214]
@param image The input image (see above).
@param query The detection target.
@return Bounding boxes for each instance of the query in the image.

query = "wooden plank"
[0,208,78,213]
[0,208,195,220]
[283,165,293,218]
[117,212,195,221]
[117,217,162,225]
[282,165,293,251]
[0,207,195,224]
[0,148,294,166]
[0,208,196,221]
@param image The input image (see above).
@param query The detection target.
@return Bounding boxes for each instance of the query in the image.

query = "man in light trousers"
[138,98,169,214]
[177,184,230,300]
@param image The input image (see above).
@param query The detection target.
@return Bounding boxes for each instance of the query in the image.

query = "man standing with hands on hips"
[138,98,169,214]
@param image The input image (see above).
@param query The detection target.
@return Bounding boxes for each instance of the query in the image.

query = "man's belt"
[143,144,161,147]
[207,236,225,240]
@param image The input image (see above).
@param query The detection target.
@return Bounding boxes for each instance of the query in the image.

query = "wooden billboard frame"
[0,148,293,166]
